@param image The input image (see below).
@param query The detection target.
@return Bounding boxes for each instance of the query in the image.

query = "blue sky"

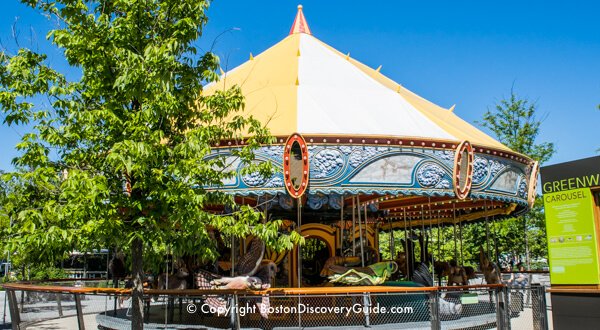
[1,1,599,171]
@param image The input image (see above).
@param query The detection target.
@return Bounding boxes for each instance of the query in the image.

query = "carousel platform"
[96,311,498,330]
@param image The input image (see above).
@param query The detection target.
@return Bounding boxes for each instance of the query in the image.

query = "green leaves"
[0,0,295,276]
[478,91,555,164]
[475,89,556,268]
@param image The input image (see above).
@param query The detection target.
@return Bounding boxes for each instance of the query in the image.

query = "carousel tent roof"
[203,5,511,152]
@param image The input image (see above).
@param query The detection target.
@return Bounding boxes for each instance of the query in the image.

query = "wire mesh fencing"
[3,282,550,330]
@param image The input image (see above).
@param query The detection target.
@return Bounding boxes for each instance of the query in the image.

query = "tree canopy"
[478,90,555,267]
[0,1,298,327]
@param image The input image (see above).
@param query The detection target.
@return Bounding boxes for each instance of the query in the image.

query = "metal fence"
[2,281,549,330]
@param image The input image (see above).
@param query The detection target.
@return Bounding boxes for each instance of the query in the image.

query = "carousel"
[4,6,545,330]
[204,5,538,290]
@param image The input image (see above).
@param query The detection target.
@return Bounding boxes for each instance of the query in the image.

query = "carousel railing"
[2,280,549,330]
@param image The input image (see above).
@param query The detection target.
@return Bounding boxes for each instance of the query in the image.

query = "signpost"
[541,156,600,330]
[543,188,598,284]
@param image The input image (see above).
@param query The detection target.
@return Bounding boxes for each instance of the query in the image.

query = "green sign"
[544,188,599,284]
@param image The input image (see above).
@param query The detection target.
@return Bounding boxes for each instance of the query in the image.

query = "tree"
[480,91,555,164]
[478,90,556,269]
[0,1,299,328]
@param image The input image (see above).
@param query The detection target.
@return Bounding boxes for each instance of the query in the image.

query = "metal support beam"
[429,291,440,330]
[74,293,85,330]
[7,290,20,330]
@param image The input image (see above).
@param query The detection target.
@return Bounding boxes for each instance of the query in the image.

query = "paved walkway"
[1,291,11,328]
[25,314,97,329]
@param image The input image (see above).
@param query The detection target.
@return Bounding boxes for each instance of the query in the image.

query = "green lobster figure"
[328,261,398,285]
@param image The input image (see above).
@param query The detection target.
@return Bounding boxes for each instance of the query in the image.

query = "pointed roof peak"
[289,4,312,35]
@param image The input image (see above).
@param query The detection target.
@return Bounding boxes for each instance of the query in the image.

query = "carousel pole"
[296,197,303,329]
[421,204,425,265]
[297,197,302,288]
[453,216,458,262]
[421,203,430,285]
[340,195,345,257]
[491,201,500,264]
[404,208,409,280]
[437,210,441,262]
[352,196,356,256]
[456,202,464,265]
[357,195,365,267]
[428,197,435,284]
[484,200,491,260]
[389,217,395,260]
[361,200,371,328]
[363,203,369,255]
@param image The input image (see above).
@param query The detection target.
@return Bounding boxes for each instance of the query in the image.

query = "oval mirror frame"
[283,133,309,199]
[453,140,474,200]
[527,160,539,208]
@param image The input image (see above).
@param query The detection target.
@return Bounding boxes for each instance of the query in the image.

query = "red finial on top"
[289,5,312,35]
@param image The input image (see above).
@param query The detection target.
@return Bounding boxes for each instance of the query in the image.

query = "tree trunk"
[524,216,531,270]
[131,237,144,329]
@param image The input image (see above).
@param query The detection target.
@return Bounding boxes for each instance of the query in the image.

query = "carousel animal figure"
[320,255,361,277]
[412,262,462,318]
[157,259,190,290]
[196,261,277,318]
[342,240,380,267]
[412,262,434,287]
[434,261,450,286]
[391,251,407,279]
[418,232,429,264]
[400,238,416,279]
[194,237,275,318]
[326,261,398,285]
[479,247,501,284]
[464,266,477,281]
[109,250,127,282]
[109,250,130,310]
[445,260,469,286]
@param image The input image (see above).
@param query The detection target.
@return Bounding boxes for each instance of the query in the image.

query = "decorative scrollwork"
[339,146,353,154]
[311,149,344,178]
[263,146,284,160]
[264,175,283,188]
[439,150,455,161]
[278,194,294,210]
[472,156,489,184]
[241,171,268,187]
[328,193,343,210]
[307,194,329,210]
[417,163,447,188]
[349,147,379,168]
[490,160,505,177]
[518,177,528,199]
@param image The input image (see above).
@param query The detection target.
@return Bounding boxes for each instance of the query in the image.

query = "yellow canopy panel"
[201,6,512,152]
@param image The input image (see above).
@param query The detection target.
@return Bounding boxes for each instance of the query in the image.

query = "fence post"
[74,293,85,330]
[7,290,20,330]
[363,293,371,327]
[229,294,240,330]
[495,287,506,330]
[429,291,440,330]
[503,286,511,330]
[56,292,63,318]
[531,284,548,330]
